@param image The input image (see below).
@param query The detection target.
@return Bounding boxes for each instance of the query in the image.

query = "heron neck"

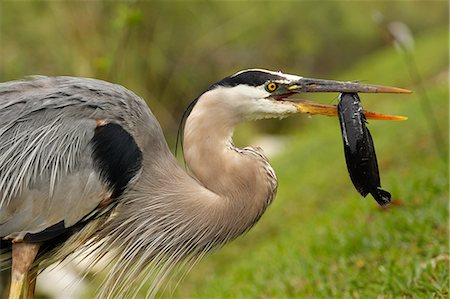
[182,96,277,234]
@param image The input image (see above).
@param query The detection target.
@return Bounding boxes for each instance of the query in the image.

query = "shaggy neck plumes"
[89,91,277,298]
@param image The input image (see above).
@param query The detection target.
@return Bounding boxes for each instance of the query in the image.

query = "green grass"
[166,27,449,299]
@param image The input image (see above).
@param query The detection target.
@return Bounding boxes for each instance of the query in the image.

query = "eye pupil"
[267,83,277,92]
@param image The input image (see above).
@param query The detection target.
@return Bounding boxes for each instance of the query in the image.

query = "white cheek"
[197,86,297,121]
[211,85,269,113]
[222,86,297,119]
[244,99,298,120]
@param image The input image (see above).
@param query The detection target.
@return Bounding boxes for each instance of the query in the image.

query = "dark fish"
[337,92,391,206]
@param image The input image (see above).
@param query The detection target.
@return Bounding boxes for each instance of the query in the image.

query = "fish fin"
[371,188,391,207]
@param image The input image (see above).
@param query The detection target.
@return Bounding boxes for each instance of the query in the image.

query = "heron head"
[178,69,410,154]
[194,69,410,121]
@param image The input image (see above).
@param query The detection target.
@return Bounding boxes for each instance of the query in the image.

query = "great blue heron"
[0,69,410,299]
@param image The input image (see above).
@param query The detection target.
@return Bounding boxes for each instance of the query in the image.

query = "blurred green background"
[0,1,448,298]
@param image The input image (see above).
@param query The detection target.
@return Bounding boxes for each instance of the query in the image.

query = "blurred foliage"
[0,1,448,298]
[0,1,447,145]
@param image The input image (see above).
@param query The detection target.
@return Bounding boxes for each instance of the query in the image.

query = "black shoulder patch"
[23,221,67,243]
[23,219,89,252]
[91,122,143,198]
[215,70,285,88]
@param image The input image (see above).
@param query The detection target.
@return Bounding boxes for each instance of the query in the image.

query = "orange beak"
[293,99,408,121]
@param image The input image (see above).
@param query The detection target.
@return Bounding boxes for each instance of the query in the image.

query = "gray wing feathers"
[0,115,94,206]
[0,76,146,238]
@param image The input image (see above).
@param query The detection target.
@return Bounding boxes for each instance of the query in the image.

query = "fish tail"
[371,188,391,207]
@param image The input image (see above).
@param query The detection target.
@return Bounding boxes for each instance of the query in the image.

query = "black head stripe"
[176,70,285,158]
[92,123,143,198]
[215,70,285,88]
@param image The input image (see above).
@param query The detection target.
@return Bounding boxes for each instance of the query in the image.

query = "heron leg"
[23,265,38,299]
[8,242,39,299]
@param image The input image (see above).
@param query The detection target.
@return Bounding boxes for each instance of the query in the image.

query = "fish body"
[337,93,391,206]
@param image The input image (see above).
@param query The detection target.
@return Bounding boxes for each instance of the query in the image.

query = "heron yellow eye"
[266,82,278,92]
